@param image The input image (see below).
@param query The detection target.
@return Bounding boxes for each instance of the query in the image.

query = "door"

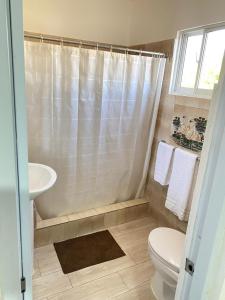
[176,56,225,299]
[0,0,32,299]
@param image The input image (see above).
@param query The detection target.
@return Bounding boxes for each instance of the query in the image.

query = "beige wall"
[23,0,132,45]
[129,0,225,45]
[129,0,177,45]
[23,0,225,45]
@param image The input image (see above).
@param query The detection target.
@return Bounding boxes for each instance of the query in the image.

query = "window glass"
[171,24,225,98]
[198,29,225,90]
[181,34,203,89]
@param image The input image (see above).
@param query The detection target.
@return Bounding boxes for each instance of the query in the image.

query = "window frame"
[170,22,225,100]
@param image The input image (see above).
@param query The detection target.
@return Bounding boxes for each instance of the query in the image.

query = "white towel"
[154,142,175,185]
[165,148,197,221]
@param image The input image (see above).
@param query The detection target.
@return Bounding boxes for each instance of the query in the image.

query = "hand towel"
[154,142,175,185]
[165,148,197,221]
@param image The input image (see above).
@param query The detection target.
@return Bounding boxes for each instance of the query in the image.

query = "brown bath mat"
[54,230,125,274]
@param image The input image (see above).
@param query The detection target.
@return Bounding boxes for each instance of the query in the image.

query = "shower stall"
[24,35,165,219]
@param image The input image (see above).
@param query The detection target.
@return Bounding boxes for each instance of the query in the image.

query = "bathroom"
[1,0,225,300]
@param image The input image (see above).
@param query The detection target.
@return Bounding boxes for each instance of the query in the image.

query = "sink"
[28,163,57,200]
[28,163,57,273]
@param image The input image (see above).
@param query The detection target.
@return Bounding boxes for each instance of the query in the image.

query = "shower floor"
[33,216,160,300]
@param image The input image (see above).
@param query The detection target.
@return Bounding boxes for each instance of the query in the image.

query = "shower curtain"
[24,40,165,219]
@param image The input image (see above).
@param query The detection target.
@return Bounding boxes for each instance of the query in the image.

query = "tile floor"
[33,216,160,300]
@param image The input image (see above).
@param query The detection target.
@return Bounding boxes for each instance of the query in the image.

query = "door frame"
[0,0,32,299]
[176,56,225,299]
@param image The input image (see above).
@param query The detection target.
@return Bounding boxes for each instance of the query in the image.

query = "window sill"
[169,90,212,100]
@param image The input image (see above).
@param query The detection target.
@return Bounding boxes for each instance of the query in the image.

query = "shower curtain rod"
[24,31,167,58]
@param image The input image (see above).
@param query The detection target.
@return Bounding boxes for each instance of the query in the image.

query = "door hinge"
[21,277,26,293]
[185,258,194,276]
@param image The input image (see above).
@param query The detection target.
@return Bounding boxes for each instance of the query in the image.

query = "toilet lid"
[148,227,185,273]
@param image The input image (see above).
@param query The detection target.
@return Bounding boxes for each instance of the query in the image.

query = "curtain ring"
[110,45,113,53]
[60,38,64,47]
[79,41,82,49]
[96,43,99,51]
[139,50,142,57]
[40,34,44,43]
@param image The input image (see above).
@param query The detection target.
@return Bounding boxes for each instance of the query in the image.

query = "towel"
[154,142,175,185]
[165,148,197,221]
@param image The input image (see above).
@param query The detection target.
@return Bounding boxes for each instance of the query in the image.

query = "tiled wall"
[132,40,210,232]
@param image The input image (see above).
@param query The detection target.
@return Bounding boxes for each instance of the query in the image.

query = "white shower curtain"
[25,41,165,218]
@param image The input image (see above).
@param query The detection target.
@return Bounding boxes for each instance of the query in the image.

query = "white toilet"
[148,227,185,300]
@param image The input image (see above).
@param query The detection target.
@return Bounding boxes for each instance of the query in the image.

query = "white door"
[176,56,225,299]
[0,0,32,299]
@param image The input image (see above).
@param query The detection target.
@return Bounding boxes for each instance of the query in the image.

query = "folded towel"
[165,148,197,221]
[154,142,175,185]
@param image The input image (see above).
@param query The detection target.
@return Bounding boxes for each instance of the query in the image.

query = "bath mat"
[54,230,125,274]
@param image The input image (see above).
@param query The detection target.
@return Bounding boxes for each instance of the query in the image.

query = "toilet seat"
[148,227,185,273]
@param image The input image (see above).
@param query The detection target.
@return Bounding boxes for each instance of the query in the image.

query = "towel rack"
[160,139,200,161]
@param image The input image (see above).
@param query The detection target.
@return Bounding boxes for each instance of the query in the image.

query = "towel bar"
[159,139,200,161]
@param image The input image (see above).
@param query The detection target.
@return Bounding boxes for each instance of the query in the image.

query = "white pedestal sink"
[28,163,57,200]
[28,163,57,271]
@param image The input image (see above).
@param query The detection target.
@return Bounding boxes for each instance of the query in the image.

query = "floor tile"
[110,225,153,250]
[125,241,149,264]
[34,244,62,275]
[49,273,128,300]
[118,261,154,290]
[34,245,56,260]
[32,217,160,300]
[33,271,72,300]
[33,258,41,279]
[38,254,62,275]
[111,281,156,300]
[68,255,134,286]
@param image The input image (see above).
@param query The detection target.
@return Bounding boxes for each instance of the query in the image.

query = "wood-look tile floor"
[33,216,160,300]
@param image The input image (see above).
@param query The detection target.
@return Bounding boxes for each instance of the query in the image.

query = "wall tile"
[133,39,210,232]
[35,224,66,248]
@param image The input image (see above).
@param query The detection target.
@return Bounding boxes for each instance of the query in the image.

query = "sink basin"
[28,163,57,200]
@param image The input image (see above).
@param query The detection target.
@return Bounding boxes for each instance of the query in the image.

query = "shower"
[24,36,165,219]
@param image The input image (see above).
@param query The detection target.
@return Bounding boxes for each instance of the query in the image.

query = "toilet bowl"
[148,227,185,300]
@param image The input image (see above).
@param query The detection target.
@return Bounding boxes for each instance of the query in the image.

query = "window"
[170,23,225,99]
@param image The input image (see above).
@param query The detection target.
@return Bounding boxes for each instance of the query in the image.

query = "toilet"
[148,227,185,300]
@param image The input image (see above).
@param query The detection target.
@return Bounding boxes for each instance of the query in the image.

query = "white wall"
[23,0,132,46]
[23,0,225,46]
